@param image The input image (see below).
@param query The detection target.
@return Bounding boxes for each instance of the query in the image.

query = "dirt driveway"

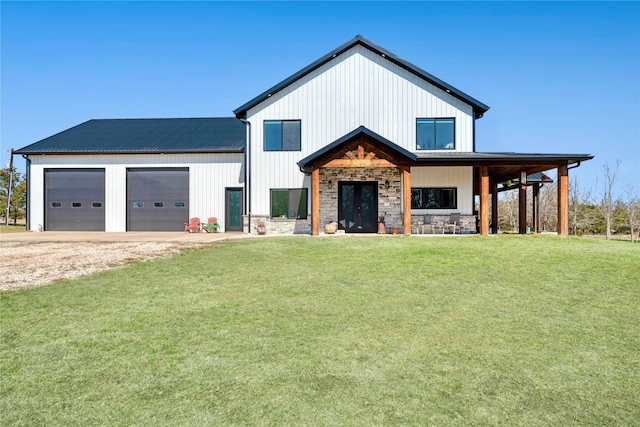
[0,232,244,292]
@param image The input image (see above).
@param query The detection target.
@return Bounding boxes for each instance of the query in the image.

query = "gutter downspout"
[567,161,581,171]
[239,119,251,232]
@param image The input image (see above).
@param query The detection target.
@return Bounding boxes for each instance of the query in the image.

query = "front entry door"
[225,188,243,232]
[338,182,378,233]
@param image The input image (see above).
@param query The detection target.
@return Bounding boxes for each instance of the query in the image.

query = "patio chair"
[420,214,435,234]
[442,213,460,234]
[201,217,220,233]
[184,217,201,233]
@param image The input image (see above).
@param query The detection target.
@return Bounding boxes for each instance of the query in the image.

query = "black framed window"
[411,188,457,209]
[270,188,308,219]
[416,118,455,150]
[264,120,301,151]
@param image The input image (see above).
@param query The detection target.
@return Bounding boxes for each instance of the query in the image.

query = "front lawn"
[1,236,638,426]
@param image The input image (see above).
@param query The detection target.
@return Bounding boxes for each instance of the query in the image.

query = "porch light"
[385,180,390,190]
[328,180,333,189]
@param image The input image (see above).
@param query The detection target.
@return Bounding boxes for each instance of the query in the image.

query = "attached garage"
[45,168,105,231]
[127,168,189,231]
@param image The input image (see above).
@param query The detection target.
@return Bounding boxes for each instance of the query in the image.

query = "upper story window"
[416,118,455,150]
[264,120,301,151]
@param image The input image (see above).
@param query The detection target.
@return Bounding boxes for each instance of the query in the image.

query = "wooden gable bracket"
[322,145,396,168]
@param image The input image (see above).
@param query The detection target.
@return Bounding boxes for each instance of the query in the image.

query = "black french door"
[338,181,378,233]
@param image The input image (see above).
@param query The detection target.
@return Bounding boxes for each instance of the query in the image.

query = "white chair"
[442,213,460,234]
[420,214,435,234]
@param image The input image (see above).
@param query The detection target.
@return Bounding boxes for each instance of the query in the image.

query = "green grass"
[1,236,639,426]
[0,224,26,233]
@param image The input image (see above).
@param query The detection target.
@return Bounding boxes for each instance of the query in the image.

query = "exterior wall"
[409,166,474,215]
[319,167,402,231]
[245,45,475,218]
[26,153,243,232]
[410,215,477,234]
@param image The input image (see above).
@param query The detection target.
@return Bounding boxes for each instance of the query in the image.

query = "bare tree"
[538,181,557,232]
[569,176,593,235]
[595,160,621,240]
[624,186,639,243]
[498,191,518,232]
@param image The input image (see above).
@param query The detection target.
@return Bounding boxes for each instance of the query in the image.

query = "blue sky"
[2,1,639,196]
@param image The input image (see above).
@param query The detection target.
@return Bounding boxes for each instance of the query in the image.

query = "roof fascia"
[414,153,594,166]
[14,149,245,156]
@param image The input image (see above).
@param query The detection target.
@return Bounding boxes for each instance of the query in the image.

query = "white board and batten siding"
[410,166,474,215]
[246,45,476,217]
[27,153,243,232]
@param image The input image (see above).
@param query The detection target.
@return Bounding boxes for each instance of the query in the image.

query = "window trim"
[270,188,308,219]
[416,117,456,151]
[411,187,457,210]
[264,120,302,151]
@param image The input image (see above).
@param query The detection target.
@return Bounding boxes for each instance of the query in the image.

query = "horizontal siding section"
[246,45,475,216]
[410,166,473,214]
[27,154,243,232]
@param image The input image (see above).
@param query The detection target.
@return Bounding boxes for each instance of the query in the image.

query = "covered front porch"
[299,127,593,237]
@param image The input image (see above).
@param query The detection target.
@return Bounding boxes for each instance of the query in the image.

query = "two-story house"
[16,36,592,235]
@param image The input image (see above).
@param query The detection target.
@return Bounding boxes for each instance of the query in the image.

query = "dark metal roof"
[524,172,553,183]
[297,126,417,174]
[15,118,246,155]
[414,151,593,165]
[234,35,490,119]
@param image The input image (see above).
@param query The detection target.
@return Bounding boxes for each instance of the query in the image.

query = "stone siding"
[319,168,403,230]
[410,214,477,234]
[243,215,311,235]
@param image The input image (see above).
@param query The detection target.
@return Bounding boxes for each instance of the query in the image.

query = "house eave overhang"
[414,152,594,166]
[15,149,245,156]
[297,126,417,174]
[234,35,490,119]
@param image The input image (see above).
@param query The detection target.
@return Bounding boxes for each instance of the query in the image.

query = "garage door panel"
[45,169,105,231]
[127,168,189,231]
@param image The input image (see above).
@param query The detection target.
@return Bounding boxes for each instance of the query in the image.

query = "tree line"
[1,164,26,225]
[497,161,639,242]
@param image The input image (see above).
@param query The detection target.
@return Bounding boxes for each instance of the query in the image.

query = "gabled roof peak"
[234,36,489,119]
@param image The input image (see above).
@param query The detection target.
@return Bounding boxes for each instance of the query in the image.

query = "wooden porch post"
[519,171,527,234]
[557,164,569,236]
[312,167,320,236]
[401,166,411,236]
[491,179,498,234]
[532,183,540,233]
[480,166,489,236]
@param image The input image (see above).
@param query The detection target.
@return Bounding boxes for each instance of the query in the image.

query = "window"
[154,202,165,208]
[416,118,455,150]
[51,202,62,208]
[271,189,308,219]
[133,201,144,208]
[92,202,102,208]
[174,202,185,208]
[71,202,82,208]
[411,188,457,209]
[264,120,301,151]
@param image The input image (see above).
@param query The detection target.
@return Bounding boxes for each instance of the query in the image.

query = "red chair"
[201,217,219,233]
[184,217,201,233]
